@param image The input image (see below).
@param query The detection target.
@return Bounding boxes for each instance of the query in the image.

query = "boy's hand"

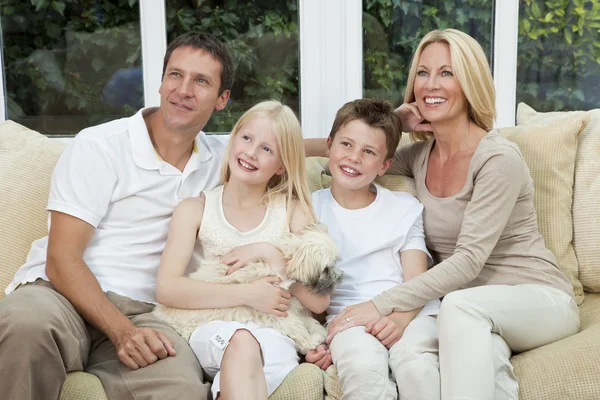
[366,316,402,349]
[326,301,381,344]
[305,344,332,370]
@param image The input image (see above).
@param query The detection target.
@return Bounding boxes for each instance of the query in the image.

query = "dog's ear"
[311,263,343,295]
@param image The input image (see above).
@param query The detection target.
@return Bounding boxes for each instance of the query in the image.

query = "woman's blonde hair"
[404,29,496,141]
[221,100,316,225]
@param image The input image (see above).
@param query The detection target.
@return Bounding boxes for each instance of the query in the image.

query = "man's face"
[158,46,230,135]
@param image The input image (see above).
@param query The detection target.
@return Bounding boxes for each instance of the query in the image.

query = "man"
[0,32,234,400]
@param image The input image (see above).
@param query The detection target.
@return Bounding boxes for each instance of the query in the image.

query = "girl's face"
[227,115,285,187]
[413,42,469,125]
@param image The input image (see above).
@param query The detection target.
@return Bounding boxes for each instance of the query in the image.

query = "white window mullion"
[299,0,362,138]
[0,29,6,121]
[140,0,167,108]
[493,0,519,128]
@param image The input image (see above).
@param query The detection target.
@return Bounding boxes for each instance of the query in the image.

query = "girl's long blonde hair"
[221,100,316,226]
[404,29,496,141]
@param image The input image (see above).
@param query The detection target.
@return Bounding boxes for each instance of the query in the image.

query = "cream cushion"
[0,120,66,300]
[498,114,589,304]
[517,103,600,293]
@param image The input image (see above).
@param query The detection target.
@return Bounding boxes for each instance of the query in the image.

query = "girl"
[155,100,329,400]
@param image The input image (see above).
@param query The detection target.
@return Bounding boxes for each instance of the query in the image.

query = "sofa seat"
[60,362,324,400]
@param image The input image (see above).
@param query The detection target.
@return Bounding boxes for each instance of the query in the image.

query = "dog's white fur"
[154,224,342,354]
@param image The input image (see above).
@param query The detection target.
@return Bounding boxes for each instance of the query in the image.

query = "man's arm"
[46,211,175,370]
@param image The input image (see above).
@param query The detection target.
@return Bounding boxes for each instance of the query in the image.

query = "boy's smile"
[328,119,392,195]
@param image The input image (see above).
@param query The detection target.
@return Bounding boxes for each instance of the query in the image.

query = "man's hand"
[114,326,176,370]
[365,316,402,348]
[222,242,285,275]
[305,344,332,370]
[326,301,381,344]
[246,276,291,317]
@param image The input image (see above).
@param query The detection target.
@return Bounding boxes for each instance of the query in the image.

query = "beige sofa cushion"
[498,114,588,304]
[0,121,65,300]
[510,293,600,400]
[517,103,600,293]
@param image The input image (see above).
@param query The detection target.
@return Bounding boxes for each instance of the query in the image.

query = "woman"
[327,29,579,399]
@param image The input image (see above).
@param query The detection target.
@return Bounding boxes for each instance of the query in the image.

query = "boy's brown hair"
[328,99,402,160]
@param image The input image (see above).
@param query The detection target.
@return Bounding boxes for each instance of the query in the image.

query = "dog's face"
[278,224,343,295]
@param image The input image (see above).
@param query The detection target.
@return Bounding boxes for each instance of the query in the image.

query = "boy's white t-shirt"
[312,184,440,323]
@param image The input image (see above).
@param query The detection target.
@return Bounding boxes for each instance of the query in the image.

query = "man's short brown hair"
[329,99,402,160]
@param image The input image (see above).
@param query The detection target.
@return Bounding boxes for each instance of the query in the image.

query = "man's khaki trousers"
[0,280,211,400]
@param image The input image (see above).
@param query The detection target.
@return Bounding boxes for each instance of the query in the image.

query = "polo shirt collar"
[128,108,215,171]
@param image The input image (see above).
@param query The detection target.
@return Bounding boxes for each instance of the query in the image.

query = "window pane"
[166,0,299,133]
[363,1,494,106]
[517,1,600,111]
[1,1,142,136]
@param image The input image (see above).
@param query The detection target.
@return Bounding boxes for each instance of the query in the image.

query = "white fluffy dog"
[154,224,342,354]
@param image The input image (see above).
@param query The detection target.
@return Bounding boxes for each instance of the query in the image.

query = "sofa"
[0,120,324,400]
[1,101,599,399]
[305,103,600,400]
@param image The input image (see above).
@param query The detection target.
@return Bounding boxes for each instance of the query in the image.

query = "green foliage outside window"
[364,0,600,112]
[1,1,598,136]
[517,0,600,111]
[2,0,142,134]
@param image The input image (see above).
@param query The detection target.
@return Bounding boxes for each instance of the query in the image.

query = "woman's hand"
[305,344,333,370]
[246,276,291,317]
[394,102,433,133]
[222,242,285,275]
[326,301,381,344]
[365,316,403,349]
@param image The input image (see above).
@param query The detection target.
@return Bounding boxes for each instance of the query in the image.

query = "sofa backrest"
[0,121,65,300]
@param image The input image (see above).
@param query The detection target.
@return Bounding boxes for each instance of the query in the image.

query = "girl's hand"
[365,316,402,349]
[222,242,285,275]
[326,301,381,344]
[247,276,291,317]
[305,344,332,370]
[394,102,433,133]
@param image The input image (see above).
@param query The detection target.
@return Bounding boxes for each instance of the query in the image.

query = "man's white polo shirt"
[5,108,229,303]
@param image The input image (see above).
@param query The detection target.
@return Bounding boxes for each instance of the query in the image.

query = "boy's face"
[327,119,392,192]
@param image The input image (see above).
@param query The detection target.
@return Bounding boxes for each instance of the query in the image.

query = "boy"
[309,99,440,400]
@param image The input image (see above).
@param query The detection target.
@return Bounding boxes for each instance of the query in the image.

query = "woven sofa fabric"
[60,372,108,400]
[517,103,600,293]
[511,293,600,400]
[498,114,588,304]
[0,121,65,300]
[270,363,324,400]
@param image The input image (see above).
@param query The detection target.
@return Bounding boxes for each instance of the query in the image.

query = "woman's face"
[413,42,469,125]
